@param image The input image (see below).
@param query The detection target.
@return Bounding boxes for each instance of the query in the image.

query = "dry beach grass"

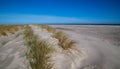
[37,24,76,50]
[0,25,24,36]
[0,25,120,69]
[23,25,76,69]
[24,25,53,69]
[0,24,76,69]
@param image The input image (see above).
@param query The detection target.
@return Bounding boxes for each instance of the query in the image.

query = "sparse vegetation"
[0,25,24,36]
[36,24,56,34]
[1,41,8,45]
[55,31,76,50]
[0,24,76,69]
[24,25,53,69]
[37,24,76,50]
[16,32,23,37]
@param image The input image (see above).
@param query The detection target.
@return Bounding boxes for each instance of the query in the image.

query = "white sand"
[0,25,120,69]
[50,25,120,69]
[0,30,29,69]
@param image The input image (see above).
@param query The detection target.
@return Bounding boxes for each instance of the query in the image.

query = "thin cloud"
[0,14,93,24]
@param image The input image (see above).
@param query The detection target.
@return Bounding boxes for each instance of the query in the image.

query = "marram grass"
[35,24,56,34]
[24,25,53,69]
[1,41,8,45]
[37,24,76,50]
[54,31,76,50]
[0,25,24,36]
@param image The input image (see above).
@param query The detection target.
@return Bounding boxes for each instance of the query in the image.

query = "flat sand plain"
[50,25,120,69]
[50,25,120,46]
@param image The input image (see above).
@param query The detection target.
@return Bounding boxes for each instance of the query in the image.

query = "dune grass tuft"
[37,24,76,50]
[16,32,23,37]
[0,25,24,36]
[1,41,8,45]
[54,31,76,50]
[24,25,53,69]
[36,24,56,34]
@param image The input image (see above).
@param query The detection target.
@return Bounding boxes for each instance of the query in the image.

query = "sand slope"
[0,30,29,69]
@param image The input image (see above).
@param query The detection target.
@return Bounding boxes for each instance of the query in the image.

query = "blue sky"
[0,0,120,24]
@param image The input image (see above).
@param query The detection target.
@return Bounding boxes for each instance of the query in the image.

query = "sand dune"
[0,25,120,69]
[0,30,29,69]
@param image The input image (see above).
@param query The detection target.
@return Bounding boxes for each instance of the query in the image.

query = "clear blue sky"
[0,0,120,24]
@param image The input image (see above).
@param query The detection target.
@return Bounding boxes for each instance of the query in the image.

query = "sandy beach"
[0,25,120,69]
[50,25,120,69]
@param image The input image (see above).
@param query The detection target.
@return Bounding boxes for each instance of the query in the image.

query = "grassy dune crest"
[0,25,24,36]
[37,25,76,50]
[24,25,53,69]
[35,24,56,33]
